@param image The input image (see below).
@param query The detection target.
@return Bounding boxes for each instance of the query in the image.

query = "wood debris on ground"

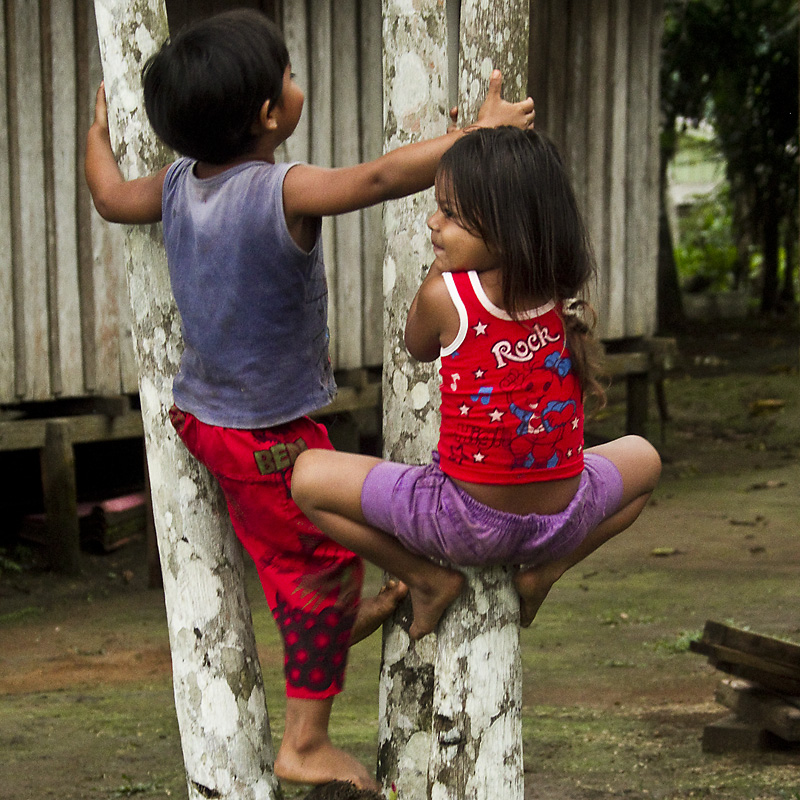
[690,620,800,754]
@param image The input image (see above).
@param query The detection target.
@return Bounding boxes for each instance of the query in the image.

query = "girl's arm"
[85,84,168,224]
[282,70,534,221]
[404,266,460,363]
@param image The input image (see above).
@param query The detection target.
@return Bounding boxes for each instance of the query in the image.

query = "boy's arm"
[85,84,168,224]
[283,69,534,220]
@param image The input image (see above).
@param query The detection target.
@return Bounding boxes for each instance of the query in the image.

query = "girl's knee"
[636,436,661,475]
[594,435,661,496]
[626,436,661,491]
[291,449,325,509]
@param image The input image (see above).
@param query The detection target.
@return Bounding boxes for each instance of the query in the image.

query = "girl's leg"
[292,449,464,640]
[515,435,661,626]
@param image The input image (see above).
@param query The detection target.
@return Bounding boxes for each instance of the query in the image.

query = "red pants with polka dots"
[169,407,364,700]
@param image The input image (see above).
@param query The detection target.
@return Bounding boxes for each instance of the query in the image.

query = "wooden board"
[715,679,800,742]
[690,621,800,696]
[0,0,14,399]
[698,621,800,670]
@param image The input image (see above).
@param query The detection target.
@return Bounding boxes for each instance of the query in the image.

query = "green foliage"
[112,780,156,797]
[650,629,704,654]
[662,0,799,311]
[674,188,740,290]
[0,547,24,575]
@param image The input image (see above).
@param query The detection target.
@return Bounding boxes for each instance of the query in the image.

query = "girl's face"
[427,182,500,274]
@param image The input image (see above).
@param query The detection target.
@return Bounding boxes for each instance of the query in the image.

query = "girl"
[292,127,661,639]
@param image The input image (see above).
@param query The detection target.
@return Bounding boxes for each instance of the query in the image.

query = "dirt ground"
[1,317,799,799]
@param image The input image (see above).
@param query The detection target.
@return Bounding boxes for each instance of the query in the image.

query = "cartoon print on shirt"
[543,350,571,378]
[506,345,580,471]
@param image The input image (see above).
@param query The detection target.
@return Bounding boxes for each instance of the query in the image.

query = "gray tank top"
[163,157,336,429]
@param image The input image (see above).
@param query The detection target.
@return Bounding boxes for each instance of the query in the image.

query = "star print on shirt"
[459,404,471,416]
[473,452,485,462]
[572,417,580,430]
[474,367,485,379]
[489,408,504,423]
[473,320,487,336]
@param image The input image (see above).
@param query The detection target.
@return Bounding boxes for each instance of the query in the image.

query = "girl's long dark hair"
[437,127,605,405]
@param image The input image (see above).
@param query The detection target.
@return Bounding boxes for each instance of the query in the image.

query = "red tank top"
[437,271,584,484]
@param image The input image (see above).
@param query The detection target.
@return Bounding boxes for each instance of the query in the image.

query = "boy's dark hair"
[437,127,604,405]
[142,9,289,164]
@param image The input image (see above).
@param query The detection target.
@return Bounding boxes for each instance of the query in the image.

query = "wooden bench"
[0,399,145,575]
[600,336,678,438]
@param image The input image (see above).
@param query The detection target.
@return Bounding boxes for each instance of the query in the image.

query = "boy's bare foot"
[302,780,384,799]
[408,568,464,639]
[350,579,408,645]
[513,564,562,627]
[275,738,379,792]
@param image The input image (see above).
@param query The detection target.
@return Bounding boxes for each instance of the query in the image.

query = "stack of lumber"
[690,621,800,753]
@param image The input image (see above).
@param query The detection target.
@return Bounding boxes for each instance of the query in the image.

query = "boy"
[85,8,534,790]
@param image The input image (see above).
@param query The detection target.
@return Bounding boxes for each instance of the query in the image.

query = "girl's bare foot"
[350,579,408,645]
[275,738,379,792]
[513,564,563,627]
[408,569,465,639]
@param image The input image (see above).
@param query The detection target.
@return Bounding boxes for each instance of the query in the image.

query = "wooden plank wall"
[0,0,663,406]
[0,0,134,405]
[529,0,663,340]
[280,0,384,370]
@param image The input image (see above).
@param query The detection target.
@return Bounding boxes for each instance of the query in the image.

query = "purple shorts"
[360,452,624,567]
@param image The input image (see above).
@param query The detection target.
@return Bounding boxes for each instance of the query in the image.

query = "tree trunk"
[378,2,527,797]
[779,217,797,310]
[92,3,280,798]
[656,159,685,333]
[377,1,449,792]
[760,198,780,313]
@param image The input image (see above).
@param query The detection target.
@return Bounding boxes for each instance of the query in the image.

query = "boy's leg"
[169,410,397,788]
[292,449,464,640]
[515,435,661,626]
[275,696,378,790]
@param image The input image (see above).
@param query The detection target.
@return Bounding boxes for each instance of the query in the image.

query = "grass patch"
[0,605,44,624]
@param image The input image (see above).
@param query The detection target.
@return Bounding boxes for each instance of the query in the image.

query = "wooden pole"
[378,1,529,797]
[91,3,280,798]
[40,419,81,574]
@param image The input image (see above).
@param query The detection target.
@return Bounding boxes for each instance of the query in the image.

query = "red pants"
[170,407,363,699]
